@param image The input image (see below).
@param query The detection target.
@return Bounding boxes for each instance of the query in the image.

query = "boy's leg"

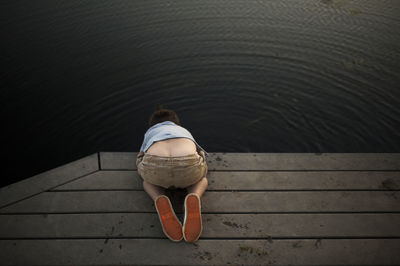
[186,177,208,198]
[143,181,166,201]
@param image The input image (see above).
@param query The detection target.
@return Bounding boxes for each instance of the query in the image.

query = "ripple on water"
[1,0,400,186]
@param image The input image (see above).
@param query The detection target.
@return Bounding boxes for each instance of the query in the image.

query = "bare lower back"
[146,137,197,157]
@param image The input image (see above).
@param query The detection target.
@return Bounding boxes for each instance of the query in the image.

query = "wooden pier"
[0,152,399,265]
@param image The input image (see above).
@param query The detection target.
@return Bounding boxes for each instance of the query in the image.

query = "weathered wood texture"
[1,191,399,213]
[0,153,98,208]
[51,170,400,191]
[1,152,399,265]
[1,239,399,265]
[1,213,399,238]
[100,152,400,170]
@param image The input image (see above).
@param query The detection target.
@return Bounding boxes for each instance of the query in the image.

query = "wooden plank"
[0,239,399,265]
[51,171,144,191]
[1,213,399,238]
[1,191,399,213]
[100,152,138,170]
[0,153,99,209]
[52,170,400,191]
[99,152,400,170]
[206,171,400,190]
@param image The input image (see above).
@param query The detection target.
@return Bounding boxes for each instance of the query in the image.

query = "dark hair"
[148,105,181,128]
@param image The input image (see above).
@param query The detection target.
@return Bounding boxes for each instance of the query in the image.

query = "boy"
[136,106,209,242]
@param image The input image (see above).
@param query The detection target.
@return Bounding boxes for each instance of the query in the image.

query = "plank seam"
[48,189,400,192]
[43,189,400,193]
[44,170,100,192]
[0,170,99,211]
[2,211,400,215]
[1,236,400,240]
[99,169,400,172]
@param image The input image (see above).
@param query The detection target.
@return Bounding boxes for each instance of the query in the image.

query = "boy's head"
[148,105,181,128]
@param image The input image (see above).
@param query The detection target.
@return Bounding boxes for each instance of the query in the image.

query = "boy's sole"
[183,193,203,242]
[155,195,183,242]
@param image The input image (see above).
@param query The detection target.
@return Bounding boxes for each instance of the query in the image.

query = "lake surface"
[1,0,399,187]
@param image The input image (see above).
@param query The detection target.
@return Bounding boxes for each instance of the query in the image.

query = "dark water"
[1,0,399,187]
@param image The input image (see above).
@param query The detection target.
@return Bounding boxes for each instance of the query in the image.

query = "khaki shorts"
[136,150,208,189]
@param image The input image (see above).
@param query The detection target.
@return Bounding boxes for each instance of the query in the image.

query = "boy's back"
[146,137,197,157]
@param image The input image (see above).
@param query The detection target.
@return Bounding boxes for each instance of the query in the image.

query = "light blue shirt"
[139,121,209,156]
